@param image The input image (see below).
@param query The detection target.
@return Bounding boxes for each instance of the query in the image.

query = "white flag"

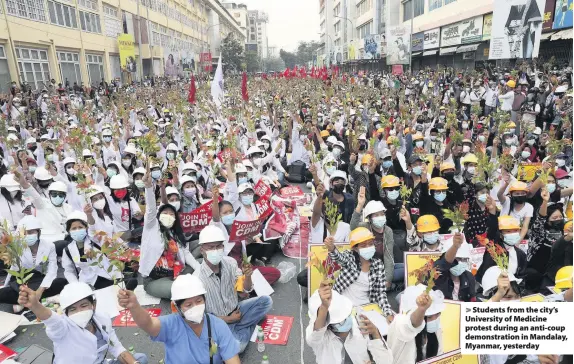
[211,54,224,107]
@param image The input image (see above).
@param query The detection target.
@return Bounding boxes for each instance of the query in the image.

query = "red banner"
[254,196,273,220]
[258,315,294,345]
[254,179,272,199]
[200,52,212,62]
[0,344,16,361]
[179,200,214,233]
[113,308,161,327]
[392,65,404,75]
[228,219,264,242]
[279,186,304,197]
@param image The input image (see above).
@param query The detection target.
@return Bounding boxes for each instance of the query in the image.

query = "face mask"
[412,166,422,176]
[206,248,224,265]
[50,195,65,206]
[183,188,196,198]
[425,318,440,333]
[547,219,565,231]
[166,152,175,160]
[382,160,393,169]
[222,214,235,226]
[503,232,520,246]
[29,166,37,173]
[423,232,440,244]
[430,136,437,141]
[122,159,132,167]
[450,262,468,276]
[159,213,176,228]
[247,171,254,180]
[134,180,145,189]
[556,159,565,167]
[151,170,162,180]
[466,166,476,175]
[332,185,345,194]
[25,234,38,246]
[439,115,445,121]
[476,194,487,204]
[170,201,181,211]
[70,229,87,242]
[359,246,376,260]
[299,135,306,143]
[183,303,205,323]
[527,139,535,146]
[66,168,77,176]
[558,179,572,188]
[325,165,336,176]
[387,190,399,200]
[371,216,386,229]
[237,176,249,185]
[511,195,526,204]
[114,189,128,200]
[462,123,469,129]
[331,316,353,333]
[332,148,342,157]
[103,136,112,143]
[362,165,370,173]
[520,150,531,159]
[478,135,486,143]
[69,309,93,328]
[106,168,117,178]
[415,141,424,148]
[547,183,556,194]
[462,145,471,153]
[92,199,106,210]
[434,192,447,202]
[241,195,254,205]
[253,157,262,167]
[505,137,515,146]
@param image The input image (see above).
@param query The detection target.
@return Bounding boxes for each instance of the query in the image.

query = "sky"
[235,0,321,53]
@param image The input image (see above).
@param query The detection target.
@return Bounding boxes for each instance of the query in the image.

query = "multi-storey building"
[246,9,268,58]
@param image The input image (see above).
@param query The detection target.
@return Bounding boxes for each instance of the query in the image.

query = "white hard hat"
[60,282,94,310]
[82,149,93,158]
[308,289,352,323]
[364,200,386,217]
[109,175,129,189]
[33,167,52,181]
[198,225,226,245]
[167,143,179,151]
[87,184,105,199]
[48,181,67,193]
[235,163,248,174]
[326,136,337,144]
[182,162,198,173]
[66,210,88,224]
[238,183,254,194]
[132,167,146,176]
[400,284,445,316]
[247,146,263,156]
[261,135,271,142]
[17,215,42,231]
[358,133,367,141]
[102,129,113,136]
[171,274,207,301]
[333,141,345,150]
[25,137,37,145]
[0,174,20,192]
[441,238,472,259]
[63,157,76,166]
[481,266,522,296]
[242,160,254,169]
[166,186,180,197]
[124,143,138,155]
[329,170,348,184]
[180,175,196,186]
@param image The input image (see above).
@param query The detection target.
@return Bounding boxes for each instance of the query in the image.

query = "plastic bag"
[277,261,297,283]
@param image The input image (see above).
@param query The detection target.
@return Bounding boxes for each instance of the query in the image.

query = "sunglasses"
[50,192,66,198]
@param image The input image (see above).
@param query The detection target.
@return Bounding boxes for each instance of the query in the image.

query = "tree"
[245,51,261,72]
[279,49,298,69]
[263,57,285,72]
[221,35,244,72]
[296,41,322,65]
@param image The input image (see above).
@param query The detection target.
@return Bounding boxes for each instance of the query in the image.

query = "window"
[78,0,98,11]
[86,53,104,85]
[357,21,372,39]
[334,21,341,33]
[6,0,47,21]
[429,0,442,11]
[103,3,117,17]
[333,3,340,17]
[356,0,372,17]
[0,46,9,94]
[80,11,101,33]
[444,0,457,4]
[104,16,121,37]
[16,47,50,90]
[403,0,424,21]
[48,1,77,28]
[250,34,255,41]
[57,51,81,86]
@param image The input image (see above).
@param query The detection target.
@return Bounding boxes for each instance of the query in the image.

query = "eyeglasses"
[50,192,66,198]
[385,187,399,192]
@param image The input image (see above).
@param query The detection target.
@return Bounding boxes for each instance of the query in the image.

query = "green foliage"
[221,35,244,72]
[244,51,261,73]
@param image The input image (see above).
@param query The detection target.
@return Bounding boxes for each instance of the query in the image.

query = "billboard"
[441,22,463,46]
[412,32,424,52]
[483,13,493,40]
[460,15,484,43]
[364,34,379,59]
[424,28,440,49]
[386,25,410,65]
[553,0,573,29]
[543,0,557,30]
[164,50,180,77]
[117,34,136,72]
[489,0,545,59]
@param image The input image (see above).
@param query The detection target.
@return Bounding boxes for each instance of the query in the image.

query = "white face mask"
[122,159,132,168]
[466,166,476,175]
[92,199,106,210]
[462,123,469,129]
[67,167,77,176]
[252,157,262,167]
[415,141,424,148]
[159,213,176,228]
[425,317,440,333]
[183,303,205,324]
[462,145,471,153]
[69,309,93,328]
[170,201,181,211]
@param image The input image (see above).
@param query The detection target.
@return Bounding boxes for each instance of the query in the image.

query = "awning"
[439,46,458,55]
[456,44,480,53]
[541,31,556,40]
[412,52,422,57]
[551,28,573,40]
[423,50,438,56]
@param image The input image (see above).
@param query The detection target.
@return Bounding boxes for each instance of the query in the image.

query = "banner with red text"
[228,219,265,242]
[250,315,294,345]
[179,200,214,233]
[113,308,162,327]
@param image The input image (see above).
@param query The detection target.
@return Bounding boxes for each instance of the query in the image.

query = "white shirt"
[484,87,499,107]
[3,238,58,288]
[499,91,515,111]
[23,186,74,243]
[289,122,311,167]
[61,237,122,285]
[386,312,426,364]
[311,217,351,244]
[500,200,533,225]
[342,271,370,306]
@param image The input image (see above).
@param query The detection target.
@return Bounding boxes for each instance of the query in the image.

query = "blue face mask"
[359,246,376,260]
[382,160,393,169]
[386,190,399,200]
[151,170,162,180]
[238,177,248,185]
[450,262,468,276]
[222,214,235,226]
[547,183,556,194]
[331,316,353,333]
[412,166,422,176]
[325,166,337,176]
[70,229,87,242]
[423,232,440,244]
[434,192,447,202]
[106,168,117,177]
[25,234,38,246]
[50,195,65,206]
[241,195,254,205]
[477,194,487,204]
[371,216,386,229]
[503,232,521,246]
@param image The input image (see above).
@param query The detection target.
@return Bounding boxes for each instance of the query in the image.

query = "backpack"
[286,160,307,183]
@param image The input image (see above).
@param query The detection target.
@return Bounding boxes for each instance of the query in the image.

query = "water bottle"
[261,355,269,364]
[257,327,265,353]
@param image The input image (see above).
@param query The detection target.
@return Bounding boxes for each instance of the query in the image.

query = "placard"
[386,25,411,65]
[113,308,162,327]
[254,196,273,220]
[418,351,480,364]
[250,315,294,345]
[461,16,484,44]
[404,251,443,287]
[254,179,272,199]
[179,200,214,233]
[228,219,264,242]
[441,22,463,47]
[470,247,486,274]
[483,13,493,40]
[0,344,16,362]
[517,162,542,181]
[552,0,572,29]
[392,65,404,75]
[280,185,304,197]
[308,243,349,297]
[424,28,441,49]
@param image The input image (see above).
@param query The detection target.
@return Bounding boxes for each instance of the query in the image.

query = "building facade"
[0,0,244,92]
[246,9,268,58]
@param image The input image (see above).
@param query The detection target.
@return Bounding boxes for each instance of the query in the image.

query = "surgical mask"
[151,170,162,180]
[505,137,516,146]
[170,201,181,211]
[439,115,445,121]
[247,171,254,179]
[103,136,112,143]
[477,194,487,204]
[92,199,106,210]
[25,234,38,246]
[503,232,521,246]
[382,160,392,169]
[332,148,342,157]
[238,177,248,184]
[450,262,468,276]
[425,318,440,333]
[371,216,386,229]
[386,190,399,200]
[166,152,175,160]
[430,136,437,141]
[66,167,77,176]
[114,189,128,199]
[511,195,526,204]
[423,232,440,244]
[134,180,145,189]
[70,229,87,242]
[520,150,531,159]
[434,192,447,202]
[222,214,235,226]
[159,214,176,228]
[462,145,471,153]
[527,139,535,146]
[415,141,424,148]
[547,183,556,194]
[478,135,486,143]
[183,304,205,324]
[332,185,345,194]
[556,159,565,167]
[122,159,132,167]
[466,166,476,175]
[412,166,422,176]
[331,316,353,333]
[241,195,254,205]
[362,165,370,173]
[106,168,117,177]
[359,246,376,260]
[69,309,93,328]
[558,179,572,188]
[29,166,37,173]
[183,188,196,198]
[50,195,65,206]
[253,157,262,167]
[462,123,469,129]
[325,165,336,176]
[206,248,224,265]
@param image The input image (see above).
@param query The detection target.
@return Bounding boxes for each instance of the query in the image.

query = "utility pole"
[408,0,414,72]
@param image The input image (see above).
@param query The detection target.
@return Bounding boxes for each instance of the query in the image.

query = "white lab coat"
[44,311,126,364]
[386,312,444,364]
[61,237,122,285]
[3,238,58,288]
[23,186,73,243]
[0,195,26,230]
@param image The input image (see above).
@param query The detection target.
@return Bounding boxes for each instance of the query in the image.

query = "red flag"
[188,75,196,104]
[311,66,315,78]
[241,72,249,102]
[283,68,289,78]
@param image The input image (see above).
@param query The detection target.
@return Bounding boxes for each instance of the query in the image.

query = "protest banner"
[386,25,411,65]
[470,247,486,274]
[229,219,264,242]
[308,243,350,296]
[117,34,136,72]
[0,344,16,362]
[392,65,404,75]
[179,200,214,233]
[404,251,443,287]
[254,179,272,198]
[216,148,233,163]
[250,315,294,345]
[280,185,304,197]
[254,196,273,220]
[517,162,542,181]
[113,308,162,327]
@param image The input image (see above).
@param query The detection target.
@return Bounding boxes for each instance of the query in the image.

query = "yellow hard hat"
[320,130,329,138]
[555,266,572,290]
[417,215,440,233]
[508,121,516,128]
[508,181,529,193]
[440,161,455,172]
[462,139,472,145]
[350,227,375,247]
[361,154,373,165]
[404,127,411,135]
[507,80,516,88]
[386,136,397,144]
[377,128,384,134]
[429,177,448,190]
[498,215,520,230]
[439,106,446,111]
[461,153,478,164]
[413,134,424,142]
[381,175,400,188]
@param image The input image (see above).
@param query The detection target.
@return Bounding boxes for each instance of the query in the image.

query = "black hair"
[415,319,439,362]
[489,280,523,299]
[1,187,22,204]
[219,200,233,212]
[174,295,205,309]
[157,204,186,246]
[65,295,94,315]
[65,219,88,233]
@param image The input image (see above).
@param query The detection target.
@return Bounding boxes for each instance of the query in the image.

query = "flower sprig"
[477,233,508,272]
[306,252,341,286]
[442,200,469,233]
[323,198,342,236]
[399,184,412,207]
[409,259,441,293]
[0,222,37,285]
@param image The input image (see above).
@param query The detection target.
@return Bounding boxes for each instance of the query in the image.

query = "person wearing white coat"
[17,281,148,364]
[0,174,27,231]
[104,174,143,234]
[0,216,67,310]
[85,184,117,237]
